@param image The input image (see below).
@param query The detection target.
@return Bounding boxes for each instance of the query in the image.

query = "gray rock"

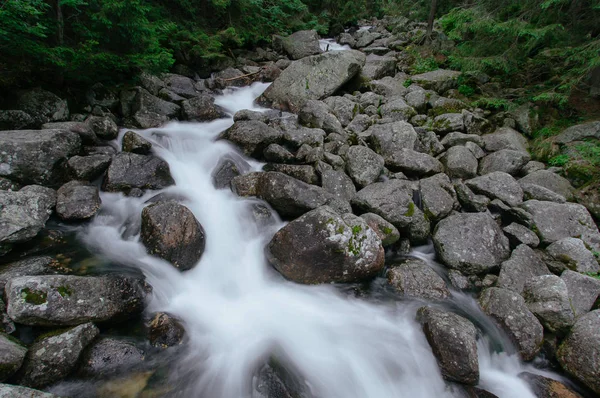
[132,110,169,128]
[386,148,443,177]
[418,130,445,156]
[42,121,97,145]
[16,88,69,126]
[575,183,600,220]
[502,223,540,248]
[264,164,319,185]
[387,259,449,300]
[367,121,418,161]
[131,88,180,119]
[86,116,118,140]
[220,120,282,158]
[561,270,600,318]
[298,100,343,134]
[181,95,225,121]
[278,30,322,60]
[420,173,458,221]
[519,372,583,398]
[432,113,464,134]
[321,170,356,202]
[496,245,551,294]
[345,146,384,187]
[323,96,357,127]
[521,161,546,175]
[282,127,325,149]
[463,110,494,136]
[346,114,372,135]
[266,206,384,284]
[370,76,409,97]
[230,172,261,197]
[479,150,530,176]
[466,172,523,207]
[359,213,400,246]
[523,275,575,333]
[555,121,600,144]
[405,90,428,114]
[67,154,111,181]
[411,70,461,92]
[454,182,490,212]
[355,31,380,48]
[352,179,415,229]
[5,275,145,326]
[0,187,56,254]
[557,310,600,394]
[0,384,59,398]
[260,50,366,112]
[122,131,152,154]
[440,132,483,148]
[379,97,417,121]
[0,256,60,293]
[264,144,295,164]
[146,312,185,348]
[78,338,145,378]
[234,109,269,123]
[103,153,174,193]
[15,323,98,388]
[546,238,599,274]
[510,103,538,136]
[433,212,510,275]
[361,54,396,80]
[417,307,479,384]
[443,146,478,179]
[482,127,529,152]
[0,300,15,335]
[163,73,202,98]
[0,110,34,130]
[0,129,81,185]
[212,156,249,190]
[56,181,101,221]
[338,33,356,47]
[139,73,164,96]
[519,170,574,200]
[479,287,544,361]
[141,201,205,271]
[521,183,566,203]
[0,334,27,381]
[465,141,486,159]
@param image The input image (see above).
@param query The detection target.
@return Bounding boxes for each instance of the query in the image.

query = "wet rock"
[16,88,69,126]
[420,173,458,221]
[181,95,225,121]
[141,201,205,271]
[352,179,415,229]
[0,129,81,185]
[264,144,296,164]
[519,170,574,200]
[0,110,34,130]
[478,150,530,176]
[433,212,510,275]
[519,372,583,398]
[86,115,118,140]
[432,113,464,134]
[146,312,185,348]
[546,238,599,274]
[385,148,443,177]
[503,223,540,248]
[0,299,14,334]
[479,287,544,361]
[557,310,600,394]
[267,206,384,284]
[359,213,400,246]
[0,187,56,255]
[321,170,356,202]
[411,70,461,93]
[67,154,112,181]
[496,245,550,294]
[443,146,478,179]
[56,181,101,221]
[276,30,322,60]
[417,307,479,384]
[5,275,145,326]
[230,172,262,197]
[263,164,319,185]
[132,109,169,128]
[0,256,62,293]
[78,337,145,378]
[0,333,27,381]
[298,100,343,135]
[387,259,449,300]
[261,50,366,112]
[345,146,384,188]
[466,172,523,207]
[523,275,575,333]
[103,153,174,193]
[561,270,600,318]
[212,156,249,190]
[122,131,152,154]
[220,120,282,158]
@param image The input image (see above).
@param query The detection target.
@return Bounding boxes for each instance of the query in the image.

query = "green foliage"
[458,84,475,97]
[548,154,570,166]
[471,97,512,111]
[403,79,413,88]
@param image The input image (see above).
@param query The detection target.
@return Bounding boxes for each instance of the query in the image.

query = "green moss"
[336,226,345,234]
[403,78,413,88]
[21,288,47,305]
[382,226,393,235]
[351,225,362,235]
[57,286,73,297]
[404,202,415,217]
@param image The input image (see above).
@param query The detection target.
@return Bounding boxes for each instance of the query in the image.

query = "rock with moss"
[359,213,400,246]
[266,206,384,284]
[122,131,152,154]
[274,30,322,60]
[523,275,575,333]
[518,170,574,200]
[0,333,27,381]
[0,256,62,293]
[431,113,464,134]
[411,70,461,93]
[56,181,101,221]
[387,259,450,300]
[67,154,112,181]
[561,270,600,318]
[298,100,344,135]
[519,372,582,398]
[546,238,600,274]
[220,120,282,159]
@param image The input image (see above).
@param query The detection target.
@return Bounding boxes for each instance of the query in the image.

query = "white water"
[319,39,351,52]
[78,83,545,397]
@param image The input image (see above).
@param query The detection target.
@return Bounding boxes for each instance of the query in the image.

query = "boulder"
[212,156,249,190]
[266,206,384,284]
[141,201,205,271]
[0,256,60,293]
[263,164,319,185]
[432,113,464,134]
[321,170,356,202]
[0,110,34,130]
[523,275,575,333]
[405,90,428,114]
[521,183,566,203]
[16,88,69,126]
[555,121,600,144]
[351,179,415,229]
[519,170,574,200]
[479,287,544,361]
[260,50,366,112]
[440,132,483,148]
[482,127,528,152]
[345,146,384,188]
[361,55,396,80]
[379,97,417,121]
[367,121,418,161]
[561,270,600,318]
[417,307,479,385]
[122,131,152,154]
[130,88,180,119]
[387,259,450,300]
[411,70,461,93]
[15,323,98,388]
[420,173,458,221]
[546,238,599,274]
[433,212,510,275]
[220,120,282,158]
[277,30,322,60]
[162,73,202,98]
[298,100,344,134]
[0,334,27,381]
[145,312,185,348]
[56,181,101,221]
[0,129,81,185]
[42,121,97,145]
[67,154,112,181]
[496,245,550,294]
[103,153,174,193]
[574,182,600,219]
[359,213,400,246]
[557,310,600,394]
[181,95,225,121]
[466,172,523,207]
[502,223,540,248]
[519,372,583,398]
[86,115,119,140]
[78,337,145,378]
[264,144,295,163]
[386,148,443,177]
[282,127,325,149]
[323,96,357,127]
[5,275,145,326]
[478,150,530,176]
[443,146,478,179]
[0,384,59,397]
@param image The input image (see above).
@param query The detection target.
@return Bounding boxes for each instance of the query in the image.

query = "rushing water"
[69,83,566,397]
[319,39,351,52]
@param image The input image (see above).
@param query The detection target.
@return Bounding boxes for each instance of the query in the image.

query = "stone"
[510,103,538,136]
[0,256,61,293]
[546,238,600,274]
[440,132,483,148]
[131,88,180,119]
[266,206,384,284]
[141,201,205,271]
[385,148,443,177]
[220,120,282,158]
[361,55,396,80]
[122,131,152,154]
[370,76,409,97]
[321,170,356,202]
[345,146,384,188]
[132,110,169,128]
[519,372,583,398]
[523,275,575,333]
[352,179,416,229]
[405,90,428,114]
[260,50,366,112]
[419,130,445,156]
[557,310,600,394]
[443,146,478,179]
[264,144,295,164]
[67,154,112,181]
[420,173,458,221]
[359,213,400,246]
[212,156,249,190]
[575,182,600,219]
[432,113,464,134]
[466,172,523,207]
[387,259,450,300]
[465,141,486,159]
[78,337,145,378]
[555,121,600,144]
[479,150,531,176]
[561,270,600,318]
[0,384,59,397]
[482,127,529,152]
[42,121,98,145]
[0,129,81,185]
[86,115,118,140]
[379,97,417,121]
[146,312,185,348]
[0,334,27,381]
[298,100,343,134]
[463,110,494,135]
[503,223,540,248]
[417,307,479,385]
[55,181,101,221]
[16,88,69,126]
[366,121,418,162]
[521,161,546,175]
[278,30,322,60]
[411,70,461,93]
[521,183,566,203]
[479,287,544,361]
[0,110,34,130]
[282,127,325,149]
[433,212,510,275]
[263,164,319,185]
[103,153,174,194]
[181,95,225,121]
[323,96,357,127]
[496,245,551,294]
[5,275,145,326]
[230,172,261,197]
[519,170,574,200]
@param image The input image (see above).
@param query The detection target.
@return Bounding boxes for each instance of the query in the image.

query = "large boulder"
[298,100,343,135]
[162,73,203,98]
[141,201,205,271]
[419,173,458,221]
[387,259,450,300]
[0,256,60,293]
[145,312,185,348]
[276,30,322,60]
[0,334,27,381]
[479,287,544,361]
[0,129,81,185]
[433,212,510,275]
[78,337,145,378]
[351,179,415,229]
[122,131,152,155]
[16,88,69,126]
[519,170,574,200]
[5,275,145,326]
[523,275,575,333]
[0,384,60,397]
[181,95,226,121]
[67,154,112,181]
[321,169,356,202]
[42,121,97,145]
[14,323,98,388]
[0,186,56,255]
[417,307,479,385]
[379,97,417,122]
[359,213,400,246]
[546,238,600,274]
[0,110,34,130]
[411,70,461,93]
[519,372,583,398]
[496,245,551,294]
[220,120,282,158]
[466,172,523,207]
[561,270,600,319]
[103,152,174,193]
[56,181,101,221]
[367,121,418,161]
[345,146,384,188]
[482,127,529,152]
[557,310,600,394]
[361,54,396,80]
[266,206,384,284]
[443,146,478,179]
[86,115,118,140]
[385,148,443,177]
[478,149,530,176]
[555,121,600,144]
[260,50,366,112]
[130,88,181,119]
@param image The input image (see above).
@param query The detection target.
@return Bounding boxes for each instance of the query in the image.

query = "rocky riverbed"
[0,16,599,398]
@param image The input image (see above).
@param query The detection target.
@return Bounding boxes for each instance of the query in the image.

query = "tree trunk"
[426,0,438,41]
[56,0,64,46]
